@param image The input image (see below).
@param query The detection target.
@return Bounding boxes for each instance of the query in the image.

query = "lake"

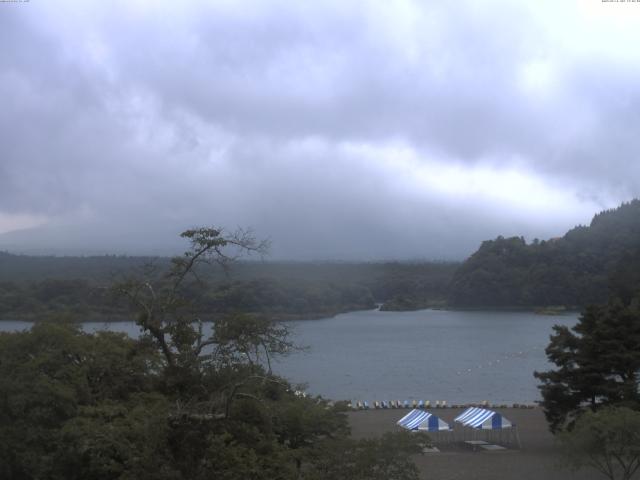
[0,309,578,404]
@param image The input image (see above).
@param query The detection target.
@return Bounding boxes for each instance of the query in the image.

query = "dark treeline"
[0,252,157,283]
[0,253,458,321]
[3,199,638,318]
[449,199,640,308]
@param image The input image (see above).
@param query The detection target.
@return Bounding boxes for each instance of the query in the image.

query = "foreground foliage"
[0,228,427,479]
[559,407,640,480]
[536,244,640,479]
[534,298,640,432]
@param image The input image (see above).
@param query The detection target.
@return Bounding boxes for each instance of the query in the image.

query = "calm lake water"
[0,309,578,404]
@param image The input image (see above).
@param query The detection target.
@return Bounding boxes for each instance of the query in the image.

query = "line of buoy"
[349,400,536,410]
[455,346,546,376]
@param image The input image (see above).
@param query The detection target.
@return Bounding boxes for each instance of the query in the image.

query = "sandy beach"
[348,407,603,480]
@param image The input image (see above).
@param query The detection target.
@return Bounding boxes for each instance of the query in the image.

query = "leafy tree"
[302,431,428,480]
[559,407,640,480]
[52,394,178,480]
[1,227,427,479]
[534,299,640,432]
[0,323,161,480]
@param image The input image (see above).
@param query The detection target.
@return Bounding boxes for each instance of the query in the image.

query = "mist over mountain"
[2,1,638,260]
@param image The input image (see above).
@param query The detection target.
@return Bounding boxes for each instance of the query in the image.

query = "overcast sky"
[1,0,639,259]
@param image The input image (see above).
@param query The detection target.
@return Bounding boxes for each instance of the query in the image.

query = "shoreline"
[0,304,583,323]
[0,306,377,324]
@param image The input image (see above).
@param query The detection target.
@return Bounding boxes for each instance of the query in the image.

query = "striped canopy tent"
[453,407,521,448]
[397,409,451,432]
[454,407,512,430]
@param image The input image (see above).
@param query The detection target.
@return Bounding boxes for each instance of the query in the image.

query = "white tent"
[454,407,512,429]
[453,407,521,448]
[397,409,452,443]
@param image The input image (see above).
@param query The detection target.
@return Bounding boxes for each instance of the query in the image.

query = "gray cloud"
[0,1,637,259]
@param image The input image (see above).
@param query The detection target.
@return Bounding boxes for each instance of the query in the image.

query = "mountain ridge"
[449,199,640,307]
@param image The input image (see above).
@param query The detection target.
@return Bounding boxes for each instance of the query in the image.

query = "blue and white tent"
[397,409,451,432]
[454,407,521,448]
[454,407,512,430]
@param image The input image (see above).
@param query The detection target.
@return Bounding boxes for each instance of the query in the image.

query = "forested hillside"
[0,254,457,320]
[3,200,638,316]
[449,200,640,308]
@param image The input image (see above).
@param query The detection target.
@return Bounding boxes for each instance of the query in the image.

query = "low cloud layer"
[1,1,638,259]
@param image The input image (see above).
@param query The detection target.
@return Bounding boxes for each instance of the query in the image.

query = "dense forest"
[0,253,457,321]
[2,200,639,319]
[449,200,640,308]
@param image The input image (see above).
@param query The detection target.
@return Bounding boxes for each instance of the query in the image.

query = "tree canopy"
[0,227,427,479]
[559,407,640,480]
[534,298,640,432]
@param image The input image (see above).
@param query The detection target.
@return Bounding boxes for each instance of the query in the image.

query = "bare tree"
[114,227,293,387]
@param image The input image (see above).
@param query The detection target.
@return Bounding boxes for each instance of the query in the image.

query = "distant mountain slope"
[0,252,457,320]
[449,200,640,307]
[0,251,162,283]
